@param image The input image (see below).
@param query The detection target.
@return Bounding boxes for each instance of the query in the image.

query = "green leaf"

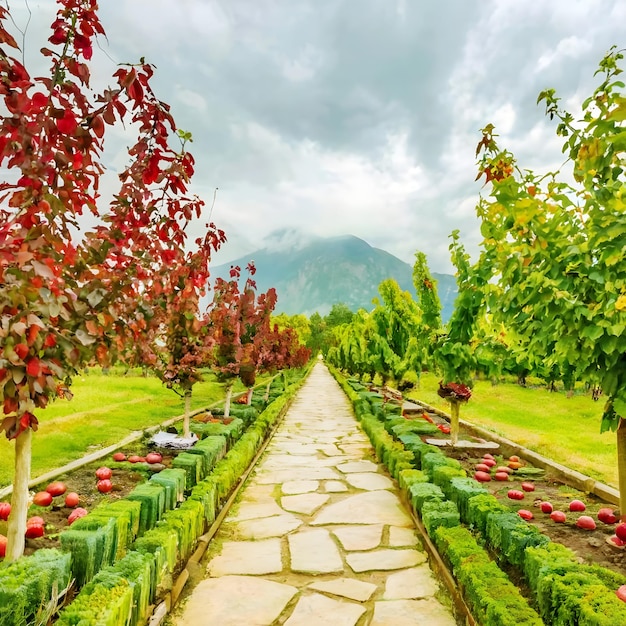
[581,325,604,341]
[614,396,626,418]
[602,369,619,396]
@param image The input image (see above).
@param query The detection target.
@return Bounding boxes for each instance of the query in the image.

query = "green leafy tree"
[325,303,355,328]
[433,232,490,444]
[306,312,326,355]
[473,47,626,515]
[413,251,442,332]
[370,279,426,385]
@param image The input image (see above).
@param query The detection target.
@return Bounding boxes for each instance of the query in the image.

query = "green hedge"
[0,549,72,626]
[434,526,543,626]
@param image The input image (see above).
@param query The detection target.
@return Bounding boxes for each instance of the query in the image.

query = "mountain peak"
[261,228,320,253]
[211,233,456,319]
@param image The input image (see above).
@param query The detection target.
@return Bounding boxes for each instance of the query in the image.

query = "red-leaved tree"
[207,263,278,415]
[0,1,221,560]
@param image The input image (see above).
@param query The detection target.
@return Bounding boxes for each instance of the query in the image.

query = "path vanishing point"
[170,363,458,626]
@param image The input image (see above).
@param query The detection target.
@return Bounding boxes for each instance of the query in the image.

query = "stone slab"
[324,480,349,493]
[312,491,413,527]
[288,528,343,574]
[309,577,377,602]
[226,501,285,522]
[284,593,366,626]
[207,539,283,576]
[336,460,379,473]
[347,549,426,573]
[332,524,383,551]
[227,514,302,539]
[174,575,297,626]
[345,472,394,491]
[383,566,439,599]
[281,493,330,515]
[388,526,418,547]
[371,598,457,625]
[282,480,320,494]
[255,467,341,483]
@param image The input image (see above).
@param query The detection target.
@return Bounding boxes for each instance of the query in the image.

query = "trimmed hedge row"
[330,368,626,626]
[0,365,312,626]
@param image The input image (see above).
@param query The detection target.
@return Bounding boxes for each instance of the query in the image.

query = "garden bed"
[397,401,626,579]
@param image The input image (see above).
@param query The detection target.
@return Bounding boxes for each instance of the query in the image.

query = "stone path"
[171,363,457,626]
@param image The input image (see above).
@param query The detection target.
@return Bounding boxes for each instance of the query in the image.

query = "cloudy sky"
[8,0,625,272]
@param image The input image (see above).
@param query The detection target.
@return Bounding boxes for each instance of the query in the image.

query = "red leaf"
[26,358,40,377]
[57,111,78,134]
[91,115,104,138]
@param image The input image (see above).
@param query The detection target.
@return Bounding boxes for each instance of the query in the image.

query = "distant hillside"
[210,231,457,321]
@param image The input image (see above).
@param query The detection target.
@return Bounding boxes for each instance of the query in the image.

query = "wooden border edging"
[400,491,477,626]
[415,400,620,506]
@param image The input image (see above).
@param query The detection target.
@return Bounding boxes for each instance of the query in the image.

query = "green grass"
[407,372,617,488]
[0,369,265,488]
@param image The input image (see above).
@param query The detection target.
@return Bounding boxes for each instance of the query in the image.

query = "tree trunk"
[264,379,272,402]
[224,382,233,418]
[282,370,288,392]
[183,389,192,438]
[450,400,460,447]
[618,418,626,521]
[6,428,32,562]
[246,387,253,405]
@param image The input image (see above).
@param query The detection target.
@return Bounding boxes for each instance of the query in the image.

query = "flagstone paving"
[171,362,458,626]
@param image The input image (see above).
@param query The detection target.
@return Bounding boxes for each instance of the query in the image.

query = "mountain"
[210,230,457,321]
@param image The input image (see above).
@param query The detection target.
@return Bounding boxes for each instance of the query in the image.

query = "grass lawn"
[406,372,617,488]
[0,369,266,488]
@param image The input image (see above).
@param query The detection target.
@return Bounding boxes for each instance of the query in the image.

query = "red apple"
[540,501,554,514]
[95,467,112,480]
[25,523,44,538]
[64,492,80,508]
[0,503,11,521]
[145,452,163,464]
[482,458,496,468]
[112,452,126,462]
[550,510,567,523]
[475,463,491,473]
[518,509,534,520]
[598,508,617,524]
[494,472,510,481]
[615,523,626,542]
[46,481,67,496]
[617,585,626,602]
[0,535,6,557]
[576,515,596,530]
[507,490,525,500]
[474,471,491,482]
[521,482,535,492]
[97,479,112,493]
[569,500,586,512]
[68,507,88,525]
[33,491,53,507]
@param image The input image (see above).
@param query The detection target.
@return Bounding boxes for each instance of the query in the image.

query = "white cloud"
[535,36,592,73]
